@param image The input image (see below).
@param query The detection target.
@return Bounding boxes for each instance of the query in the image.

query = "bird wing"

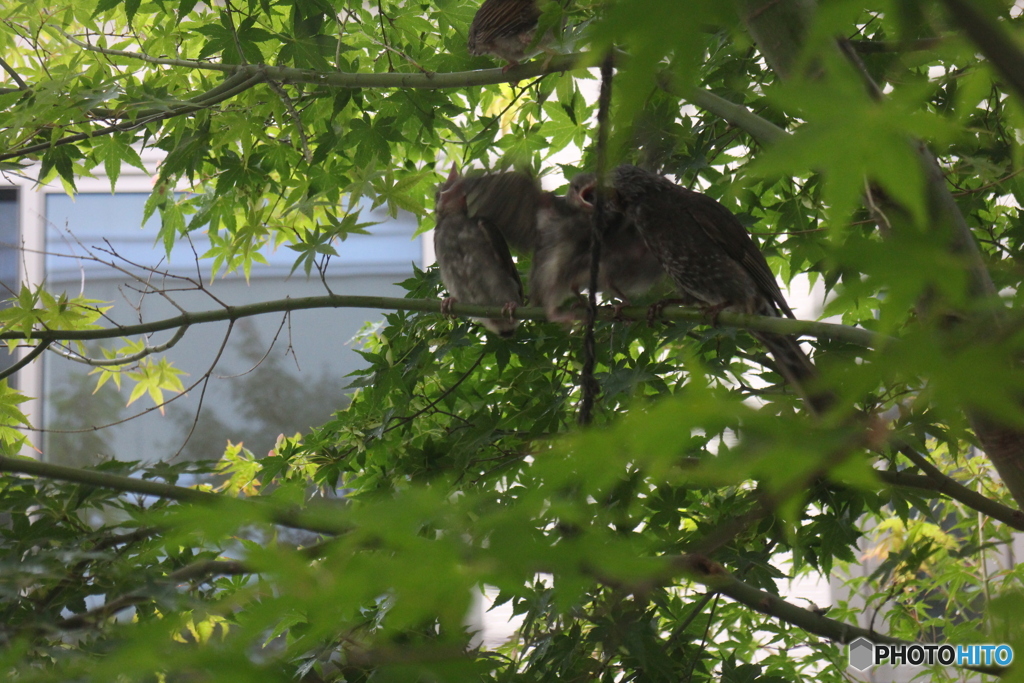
[682,190,795,318]
[469,0,542,44]
[463,171,544,252]
[478,216,525,302]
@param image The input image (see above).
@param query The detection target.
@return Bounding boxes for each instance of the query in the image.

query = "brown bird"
[468,0,555,70]
[528,174,669,322]
[608,164,833,413]
[461,170,545,253]
[433,165,524,337]
[568,173,668,307]
[529,191,592,321]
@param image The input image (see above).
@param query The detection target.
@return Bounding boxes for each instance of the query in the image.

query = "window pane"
[43,192,421,466]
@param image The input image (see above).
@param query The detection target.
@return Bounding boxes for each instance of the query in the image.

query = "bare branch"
[938,0,1024,108]
[662,554,1006,676]
[49,26,594,88]
[0,70,266,162]
[56,559,250,630]
[893,445,1024,530]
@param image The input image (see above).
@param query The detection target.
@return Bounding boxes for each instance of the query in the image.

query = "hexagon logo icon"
[849,638,875,671]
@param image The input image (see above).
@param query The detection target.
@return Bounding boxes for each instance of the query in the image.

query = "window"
[41,190,423,465]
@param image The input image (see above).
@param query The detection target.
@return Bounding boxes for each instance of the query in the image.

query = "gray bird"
[568,173,668,306]
[529,191,592,322]
[467,0,558,70]
[434,165,524,337]
[608,164,833,413]
[527,174,668,322]
[462,170,545,253]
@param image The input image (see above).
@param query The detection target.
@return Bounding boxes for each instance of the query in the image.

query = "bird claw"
[646,298,691,326]
[611,299,632,321]
[501,301,518,321]
[440,297,457,319]
[701,302,729,327]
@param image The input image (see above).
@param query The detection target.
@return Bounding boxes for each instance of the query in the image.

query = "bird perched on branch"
[461,170,545,253]
[433,165,524,337]
[608,164,833,413]
[568,173,668,306]
[528,174,669,321]
[529,191,592,321]
[468,0,559,70]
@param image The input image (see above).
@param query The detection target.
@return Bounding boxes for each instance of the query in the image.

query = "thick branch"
[738,0,1024,511]
[876,465,1024,531]
[938,0,1024,107]
[0,295,884,348]
[666,554,1006,676]
[0,56,27,89]
[686,88,787,147]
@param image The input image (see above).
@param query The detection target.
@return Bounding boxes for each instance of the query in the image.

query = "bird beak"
[447,163,460,184]
[438,179,467,212]
[577,180,597,209]
[577,180,619,210]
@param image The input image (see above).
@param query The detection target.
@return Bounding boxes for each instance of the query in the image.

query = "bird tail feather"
[754,331,835,415]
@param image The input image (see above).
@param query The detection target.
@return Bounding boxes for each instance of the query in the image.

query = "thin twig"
[266,79,313,163]
[578,51,614,427]
[47,325,189,367]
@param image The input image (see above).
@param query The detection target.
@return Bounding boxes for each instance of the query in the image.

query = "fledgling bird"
[609,164,833,414]
[434,165,524,337]
[468,0,555,70]
[529,191,592,322]
[528,174,669,322]
[568,173,668,306]
[462,170,545,253]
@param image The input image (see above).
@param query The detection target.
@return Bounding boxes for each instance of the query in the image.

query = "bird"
[433,165,524,337]
[567,173,668,307]
[461,170,545,253]
[608,164,833,413]
[527,173,669,322]
[467,0,557,70]
[529,191,593,321]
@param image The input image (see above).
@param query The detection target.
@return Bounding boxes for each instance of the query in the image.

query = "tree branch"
[0,339,51,381]
[937,0,1024,108]
[684,87,787,147]
[0,70,266,162]
[0,56,27,89]
[49,324,189,367]
[0,455,350,536]
[664,553,1006,676]
[737,0,1024,512]
[49,26,595,89]
[56,559,249,630]
[0,294,885,347]
[895,445,1024,527]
